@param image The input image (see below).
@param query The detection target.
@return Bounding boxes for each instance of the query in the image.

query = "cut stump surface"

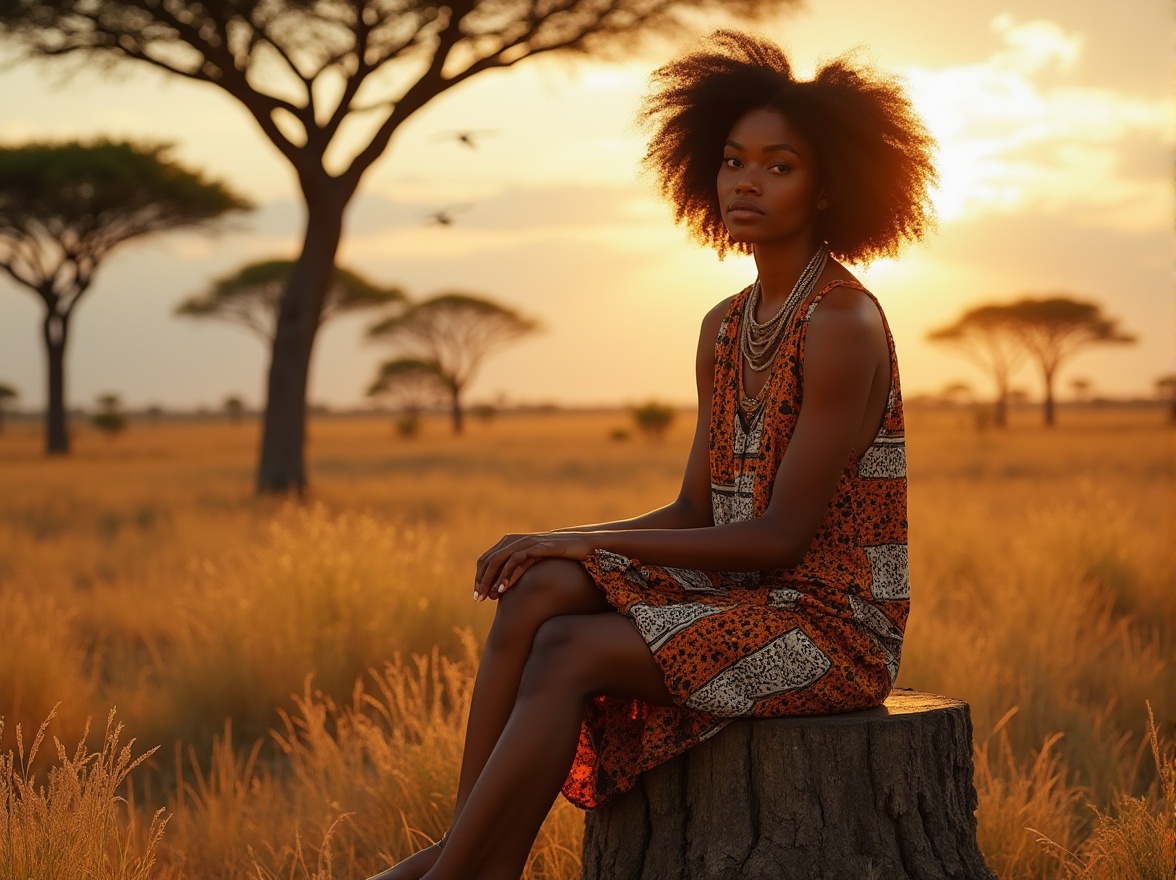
[581,690,995,880]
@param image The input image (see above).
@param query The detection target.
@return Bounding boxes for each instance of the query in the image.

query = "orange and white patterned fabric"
[563,279,909,810]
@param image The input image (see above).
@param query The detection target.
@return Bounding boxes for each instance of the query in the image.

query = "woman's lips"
[726,199,764,220]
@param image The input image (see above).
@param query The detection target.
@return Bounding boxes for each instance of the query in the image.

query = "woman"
[374,29,936,880]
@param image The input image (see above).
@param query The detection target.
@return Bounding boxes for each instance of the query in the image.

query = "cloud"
[990,14,1083,76]
[907,15,1170,230]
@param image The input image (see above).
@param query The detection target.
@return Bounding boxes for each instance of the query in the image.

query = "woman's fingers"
[475,537,526,600]
[473,534,595,601]
[474,533,524,596]
[495,548,539,594]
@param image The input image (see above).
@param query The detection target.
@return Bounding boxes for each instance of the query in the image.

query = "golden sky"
[0,0,1171,410]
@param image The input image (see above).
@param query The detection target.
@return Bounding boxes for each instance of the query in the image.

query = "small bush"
[470,404,497,424]
[632,402,675,441]
[395,414,421,438]
[92,412,128,437]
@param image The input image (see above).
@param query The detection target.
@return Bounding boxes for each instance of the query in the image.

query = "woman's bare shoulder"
[700,293,738,337]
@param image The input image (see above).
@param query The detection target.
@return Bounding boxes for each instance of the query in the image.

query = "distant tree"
[0,140,249,455]
[368,294,538,435]
[632,401,676,441]
[1069,377,1092,403]
[0,382,17,434]
[1004,297,1135,427]
[0,0,803,492]
[91,392,127,437]
[176,260,404,343]
[223,395,247,424]
[927,305,1026,428]
[1155,374,1176,422]
[367,356,447,438]
[470,402,498,424]
[939,381,973,406]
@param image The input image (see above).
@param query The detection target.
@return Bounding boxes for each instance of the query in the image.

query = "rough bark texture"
[255,189,344,495]
[582,690,995,880]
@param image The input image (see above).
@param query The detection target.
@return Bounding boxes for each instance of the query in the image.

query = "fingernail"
[473,590,480,602]
[497,583,506,594]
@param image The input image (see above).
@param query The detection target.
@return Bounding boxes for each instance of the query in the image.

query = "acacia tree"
[1004,296,1135,427]
[368,292,537,434]
[0,140,250,454]
[367,356,447,435]
[0,382,16,434]
[0,0,796,492]
[927,304,1026,428]
[224,394,247,422]
[175,258,404,342]
[91,391,127,437]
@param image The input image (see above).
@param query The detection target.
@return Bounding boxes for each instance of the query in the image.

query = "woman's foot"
[365,837,446,880]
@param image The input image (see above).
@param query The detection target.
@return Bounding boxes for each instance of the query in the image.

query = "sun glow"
[906,15,1169,229]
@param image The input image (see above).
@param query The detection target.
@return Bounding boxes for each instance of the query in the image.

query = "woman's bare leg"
[422,612,674,880]
[367,561,610,880]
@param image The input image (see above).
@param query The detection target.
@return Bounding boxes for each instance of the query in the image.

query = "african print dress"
[563,279,910,810]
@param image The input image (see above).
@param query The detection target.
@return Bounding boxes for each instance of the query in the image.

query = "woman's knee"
[488,560,603,644]
[512,558,595,599]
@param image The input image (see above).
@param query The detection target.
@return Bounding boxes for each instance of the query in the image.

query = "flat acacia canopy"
[0,139,250,298]
[176,259,406,342]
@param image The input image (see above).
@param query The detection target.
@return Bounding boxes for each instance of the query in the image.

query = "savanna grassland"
[0,406,1172,880]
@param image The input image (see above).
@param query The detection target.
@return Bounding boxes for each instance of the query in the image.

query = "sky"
[0,0,1171,412]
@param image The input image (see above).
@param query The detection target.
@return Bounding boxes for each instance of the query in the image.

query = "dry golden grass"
[0,706,166,880]
[0,405,1171,879]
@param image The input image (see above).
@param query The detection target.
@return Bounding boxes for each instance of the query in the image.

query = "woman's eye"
[770,163,792,174]
[722,156,741,168]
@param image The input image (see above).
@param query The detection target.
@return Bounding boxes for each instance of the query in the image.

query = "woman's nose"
[733,173,760,195]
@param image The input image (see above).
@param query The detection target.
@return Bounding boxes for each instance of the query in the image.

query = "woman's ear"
[817,191,830,210]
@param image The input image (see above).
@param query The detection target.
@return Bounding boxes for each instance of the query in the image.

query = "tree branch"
[0,256,44,299]
[340,2,475,189]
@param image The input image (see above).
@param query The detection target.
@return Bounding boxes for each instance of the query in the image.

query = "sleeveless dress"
[562,279,910,810]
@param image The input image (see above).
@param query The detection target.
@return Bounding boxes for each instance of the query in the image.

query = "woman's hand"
[474,532,595,601]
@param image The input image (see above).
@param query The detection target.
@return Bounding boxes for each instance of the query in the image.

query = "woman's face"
[717,107,825,250]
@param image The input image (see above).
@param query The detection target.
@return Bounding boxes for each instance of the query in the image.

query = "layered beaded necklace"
[739,245,828,373]
[738,245,828,417]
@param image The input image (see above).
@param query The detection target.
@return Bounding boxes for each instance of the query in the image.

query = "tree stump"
[581,690,995,880]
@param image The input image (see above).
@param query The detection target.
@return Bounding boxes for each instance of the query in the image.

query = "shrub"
[631,402,675,441]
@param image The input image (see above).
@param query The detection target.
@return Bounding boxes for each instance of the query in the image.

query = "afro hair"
[639,30,937,263]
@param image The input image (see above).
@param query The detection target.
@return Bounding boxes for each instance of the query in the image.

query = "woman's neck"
[752,237,824,313]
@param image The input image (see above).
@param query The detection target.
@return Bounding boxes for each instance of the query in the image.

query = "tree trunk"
[42,311,69,455]
[256,187,346,494]
[1042,370,1056,427]
[993,393,1007,429]
[450,387,464,435]
[582,691,995,880]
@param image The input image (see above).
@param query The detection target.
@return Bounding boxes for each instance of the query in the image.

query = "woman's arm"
[474,287,886,599]
[474,304,725,595]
